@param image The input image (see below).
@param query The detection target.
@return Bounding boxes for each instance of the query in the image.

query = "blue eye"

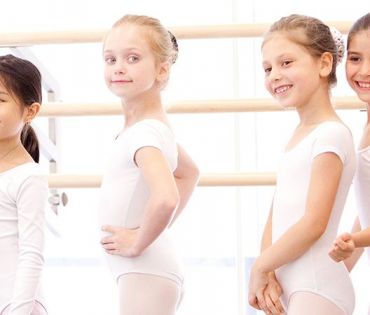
[127,55,139,63]
[104,57,116,65]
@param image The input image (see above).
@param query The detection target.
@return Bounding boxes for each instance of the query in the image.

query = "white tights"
[1,301,47,315]
[287,292,345,315]
[118,273,183,315]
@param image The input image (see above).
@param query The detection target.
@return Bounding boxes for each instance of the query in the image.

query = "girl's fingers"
[256,288,268,313]
[248,293,261,310]
[264,293,280,314]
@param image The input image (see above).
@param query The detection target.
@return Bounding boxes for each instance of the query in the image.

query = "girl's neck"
[0,137,31,173]
[0,138,21,159]
[121,93,166,128]
[296,91,339,126]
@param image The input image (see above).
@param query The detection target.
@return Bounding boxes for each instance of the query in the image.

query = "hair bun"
[330,27,345,64]
[168,31,178,64]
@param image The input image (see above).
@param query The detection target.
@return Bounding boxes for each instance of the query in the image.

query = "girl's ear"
[23,102,41,123]
[156,61,170,83]
[319,52,334,79]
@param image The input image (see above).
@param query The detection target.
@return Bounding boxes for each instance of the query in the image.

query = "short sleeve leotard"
[354,144,370,260]
[0,162,47,314]
[98,119,183,285]
[272,121,356,315]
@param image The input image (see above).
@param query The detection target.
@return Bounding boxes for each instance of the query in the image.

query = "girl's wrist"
[253,256,269,274]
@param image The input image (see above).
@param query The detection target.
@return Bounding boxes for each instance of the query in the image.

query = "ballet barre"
[47,173,276,188]
[39,96,366,117]
[0,21,352,46]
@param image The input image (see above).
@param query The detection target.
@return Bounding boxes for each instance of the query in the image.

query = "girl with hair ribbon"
[248,14,355,315]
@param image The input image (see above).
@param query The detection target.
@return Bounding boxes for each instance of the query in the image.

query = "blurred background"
[1,1,369,314]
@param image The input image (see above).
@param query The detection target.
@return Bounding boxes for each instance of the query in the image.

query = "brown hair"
[111,14,178,65]
[263,14,338,86]
[347,13,370,49]
[0,54,42,163]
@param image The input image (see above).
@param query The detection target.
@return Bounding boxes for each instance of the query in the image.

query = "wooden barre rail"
[0,21,352,46]
[47,173,276,188]
[39,97,366,116]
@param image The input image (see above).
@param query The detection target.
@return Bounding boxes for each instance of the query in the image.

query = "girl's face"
[0,81,26,142]
[346,30,370,104]
[103,24,167,102]
[262,33,325,109]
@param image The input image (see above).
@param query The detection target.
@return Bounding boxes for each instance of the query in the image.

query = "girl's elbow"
[192,164,200,179]
[302,213,329,240]
[185,162,200,181]
[309,222,327,240]
[159,192,179,215]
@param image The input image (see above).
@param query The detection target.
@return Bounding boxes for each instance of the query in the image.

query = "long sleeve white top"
[0,162,47,314]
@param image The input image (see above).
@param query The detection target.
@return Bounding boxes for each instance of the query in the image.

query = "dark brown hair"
[263,14,338,86]
[347,13,370,49]
[0,54,42,162]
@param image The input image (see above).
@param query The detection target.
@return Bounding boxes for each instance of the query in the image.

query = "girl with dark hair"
[0,54,48,315]
[329,12,370,314]
[329,13,370,262]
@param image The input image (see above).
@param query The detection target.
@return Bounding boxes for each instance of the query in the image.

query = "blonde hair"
[112,14,178,65]
[263,14,338,86]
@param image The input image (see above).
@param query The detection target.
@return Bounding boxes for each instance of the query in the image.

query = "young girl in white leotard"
[98,15,199,315]
[329,12,370,314]
[248,14,355,315]
[0,55,48,315]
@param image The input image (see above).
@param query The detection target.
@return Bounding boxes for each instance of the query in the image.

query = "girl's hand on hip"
[101,225,140,257]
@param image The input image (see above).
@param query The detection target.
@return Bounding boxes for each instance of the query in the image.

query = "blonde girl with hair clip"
[98,14,199,315]
[0,55,48,315]
[329,12,370,313]
[248,14,355,315]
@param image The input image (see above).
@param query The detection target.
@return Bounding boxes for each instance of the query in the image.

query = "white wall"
[1,1,369,314]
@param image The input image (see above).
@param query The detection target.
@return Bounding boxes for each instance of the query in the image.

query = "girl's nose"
[269,68,282,82]
[113,61,126,75]
[359,60,370,76]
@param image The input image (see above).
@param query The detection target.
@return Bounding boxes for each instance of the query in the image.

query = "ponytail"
[21,124,40,163]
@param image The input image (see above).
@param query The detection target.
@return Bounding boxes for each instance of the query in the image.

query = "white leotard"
[272,121,355,315]
[0,162,47,314]
[98,119,183,285]
[354,146,370,260]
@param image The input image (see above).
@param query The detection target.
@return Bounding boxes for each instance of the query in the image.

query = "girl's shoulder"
[315,120,353,138]
[0,162,45,185]
[133,118,172,133]
[0,162,47,200]
[0,161,38,175]
[128,118,175,140]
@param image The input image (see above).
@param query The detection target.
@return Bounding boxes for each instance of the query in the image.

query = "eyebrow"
[103,48,141,54]
[347,50,362,54]
[262,53,294,63]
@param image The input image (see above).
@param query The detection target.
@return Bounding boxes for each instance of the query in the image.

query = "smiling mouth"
[274,85,292,95]
[356,81,370,89]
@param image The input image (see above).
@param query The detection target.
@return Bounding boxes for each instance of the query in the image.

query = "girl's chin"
[356,92,370,104]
